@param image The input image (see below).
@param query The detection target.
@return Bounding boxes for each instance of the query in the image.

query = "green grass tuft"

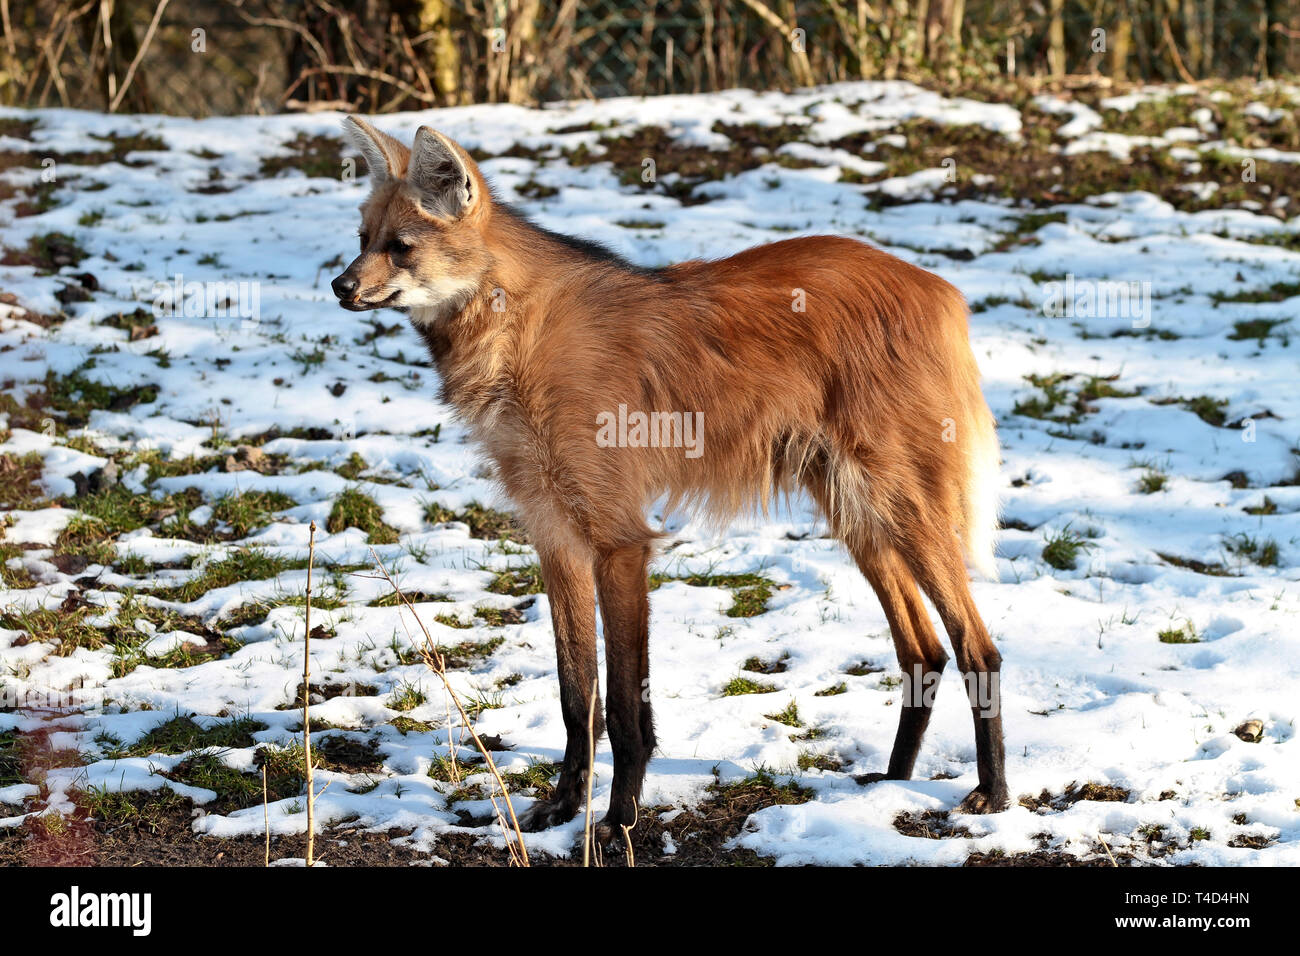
[77,786,190,831]
[722,675,778,697]
[424,501,527,542]
[123,715,266,757]
[486,563,545,596]
[1182,395,1230,427]
[1224,533,1279,567]
[168,744,306,811]
[764,700,803,727]
[327,488,399,544]
[1136,467,1169,494]
[502,760,560,793]
[212,490,296,538]
[1158,622,1200,644]
[651,571,775,617]
[0,451,46,508]
[388,680,427,712]
[797,752,843,771]
[427,753,487,784]
[434,612,473,629]
[708,766,812,805]
[1041,525,1095,571]
[1228,318,1289,344]
[152,547,300,603]
[1211,280,1300,304]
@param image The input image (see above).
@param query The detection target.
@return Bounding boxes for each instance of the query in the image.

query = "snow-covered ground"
[2,80,1299,865]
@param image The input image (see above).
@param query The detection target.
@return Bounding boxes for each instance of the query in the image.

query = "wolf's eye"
[387,238,411,257]
[358,232,369,251]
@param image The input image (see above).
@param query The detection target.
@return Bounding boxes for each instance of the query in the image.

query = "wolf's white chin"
[402,278,479,324]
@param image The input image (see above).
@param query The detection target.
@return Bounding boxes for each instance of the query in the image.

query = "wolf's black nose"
[332,274,358,299]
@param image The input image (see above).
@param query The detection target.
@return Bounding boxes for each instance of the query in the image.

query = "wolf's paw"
[591,813,637,847]
[853,772,890,786]
[956,785,1009,815]
[518,798,578,832]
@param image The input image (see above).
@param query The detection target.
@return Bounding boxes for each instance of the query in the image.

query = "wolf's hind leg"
[849,543,949,782]
[518,543,600,831]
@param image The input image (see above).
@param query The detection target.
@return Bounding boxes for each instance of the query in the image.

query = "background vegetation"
[0,0,1297,116]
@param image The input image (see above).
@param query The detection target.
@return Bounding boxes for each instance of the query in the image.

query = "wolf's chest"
[412,312,538,482]
[413,315,509,416]
[435,351,528,456]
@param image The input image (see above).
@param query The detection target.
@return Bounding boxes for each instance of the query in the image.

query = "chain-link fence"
[2,0,1297,116]
[542,0,1300,98]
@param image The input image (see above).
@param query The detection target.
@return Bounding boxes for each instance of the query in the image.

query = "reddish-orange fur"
[334,118,1008,839]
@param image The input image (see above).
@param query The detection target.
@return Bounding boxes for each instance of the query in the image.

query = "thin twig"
[621,817,636,868]
[0,0,14,57]
[1160,16,1196,85]
[99,0,114,103]
[364,564,463,778]
[421,643,524,863]
[398,28,434,100]
[28,0,93,105]
[262,764,270,866]
[285,65,439,107]
[1098,831,1119,867]
[107,0,172,112]
[733,0,814,86]
[284,98,356,113]
[39,20,72,107]
[303,520,316,867]
[582,676,597,867]
[368,548,529,865]
[230,8,330,68]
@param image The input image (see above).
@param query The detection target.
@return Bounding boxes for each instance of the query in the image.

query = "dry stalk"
[0,0,14,57]
[420,639,525,865]
[734,0,815,85]
[107,0,171,112]
[368,548,529,866]
[303,520,317,866]
[582,676,597,867]
[1160,15,1196,85]
[262,764,270,866]
[358,563,463,779]
[287,64,438,106]
[621,820,635,867]
[1098,831,1119,867]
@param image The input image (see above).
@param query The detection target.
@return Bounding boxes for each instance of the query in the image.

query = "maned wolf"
[333,118,1007,841]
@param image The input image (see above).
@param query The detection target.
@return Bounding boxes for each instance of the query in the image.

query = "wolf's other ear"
[407,127,477,219]
[342,116,408,184]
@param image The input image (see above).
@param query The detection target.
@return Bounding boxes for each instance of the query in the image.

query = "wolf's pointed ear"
[408,127,478,219]
[342,116,408,184]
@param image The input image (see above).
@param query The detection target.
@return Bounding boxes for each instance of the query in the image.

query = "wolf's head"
[332,117,491,314]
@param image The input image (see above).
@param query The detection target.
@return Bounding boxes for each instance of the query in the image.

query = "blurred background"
[1,0,1298,116]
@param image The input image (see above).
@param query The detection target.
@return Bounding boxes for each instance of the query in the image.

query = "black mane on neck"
[494,200,667,279]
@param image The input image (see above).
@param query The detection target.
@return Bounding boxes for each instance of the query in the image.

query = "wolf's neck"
[409,203,649,423]
[405,207,542,423]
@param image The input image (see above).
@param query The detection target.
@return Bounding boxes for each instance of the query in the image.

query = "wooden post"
[1112,0,1132,80]
[419,0,461,105]
[1048,0,1066,78]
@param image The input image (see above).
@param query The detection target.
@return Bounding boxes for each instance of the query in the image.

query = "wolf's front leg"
[518,544,601,831]
[592,542,655,843]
